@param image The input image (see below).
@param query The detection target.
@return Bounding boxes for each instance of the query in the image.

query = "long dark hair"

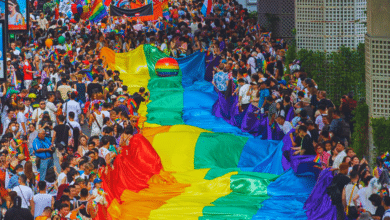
[9,0,21,13]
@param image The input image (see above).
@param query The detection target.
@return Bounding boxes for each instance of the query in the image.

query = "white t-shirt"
[383,210,390,219]
[247,57,256,74]
[58,172,67,185]
[101,110,110,118]
[64,100,81,122]
[99,147,110,159]
[278,121,293,134]
[68,121,81,137]
[332,150,347,169]
[344,183,361,207]
[12,185,33,208]
[357,187,376,214]
[16,112,26,133]
[239,84,251,105]
[33,193,53,218]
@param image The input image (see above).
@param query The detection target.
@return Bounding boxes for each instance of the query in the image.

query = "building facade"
[257,0,295,43]
[295,0,366,52]
[366,0,390,119]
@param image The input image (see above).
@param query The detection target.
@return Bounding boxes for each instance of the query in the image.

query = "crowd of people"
[0,0,384,219]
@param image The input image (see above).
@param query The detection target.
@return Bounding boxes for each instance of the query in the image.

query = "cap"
[94,178,102,184]
[43,111,49,114]
[75,177,85,184]
[6,58,11,62]
[28,93,37,99]
[26,53,32,59]
[295,108,302,115]
[31,81,38,87]
[302,98,310,103]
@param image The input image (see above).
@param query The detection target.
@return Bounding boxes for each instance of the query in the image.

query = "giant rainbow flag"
[98,45,318,220]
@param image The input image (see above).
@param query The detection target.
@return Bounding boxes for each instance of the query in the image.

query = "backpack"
[337,118,351,139]
[255,57,263,72]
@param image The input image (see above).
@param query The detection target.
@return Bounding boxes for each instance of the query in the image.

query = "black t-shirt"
[87,82,103,98]
[318,98,334,109]
[53,124,70,145]
[330,173,351,204]
[301,134,316,155]
[375,205,385,218]
[310,129,319,143]
[92,157,106,169]
[132,93,146,107]
[77,200,91,217]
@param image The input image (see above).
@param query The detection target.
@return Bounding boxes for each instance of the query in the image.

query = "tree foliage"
[351,102,369,157]
[285,44,365,105]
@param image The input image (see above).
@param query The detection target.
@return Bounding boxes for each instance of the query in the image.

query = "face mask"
[18,172,23,176]
[11,126,16,131]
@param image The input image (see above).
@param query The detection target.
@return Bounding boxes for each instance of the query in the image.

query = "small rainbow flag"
[128,98,137,110]
[13,138,22,146]
[115,118,121,123]
[233,48,242,54]
[263,60,267,72]
[35,173,40,183]
[98,188,105,195]
[381,152,388,160]
[313,154,321,164]
[250,25,256,33]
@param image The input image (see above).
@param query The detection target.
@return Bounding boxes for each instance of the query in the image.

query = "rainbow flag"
[89,0,108,22]
[381,152,389,160]
[95,45,318,220]
[250,25,256,33]
[128,98,137,110]
[263,60,267,72]
[35,173,40,183]
[70,56,76,65]
[313,154,321,164]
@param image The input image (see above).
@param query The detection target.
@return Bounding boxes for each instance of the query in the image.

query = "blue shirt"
[33,137,52,159]
[213,71,229,92]
[258,89,270,108]
[7,173,22,189]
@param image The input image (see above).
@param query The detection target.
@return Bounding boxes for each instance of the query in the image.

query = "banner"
[110,3,153,17]
[0,0,5,20]
[0,22,5,80]
[59,0,73,15]
[8,0,29,31]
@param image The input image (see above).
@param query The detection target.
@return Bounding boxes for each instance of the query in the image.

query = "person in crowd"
[213,63,229,93]
[238,78,251,111]
[383,196,390,219]
[291,125,316,155]
[328,162,350,220]
[12,174,33,209]
[342,171,361,219]
[368,194,385,220]
[33,129,55,181]
[276,115,293,135]
[31,181,54,219]
[332,141,347,169]
[4,196,34,220]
